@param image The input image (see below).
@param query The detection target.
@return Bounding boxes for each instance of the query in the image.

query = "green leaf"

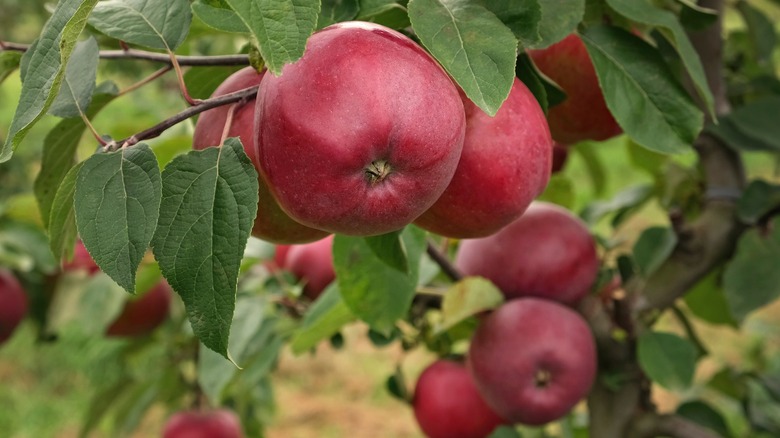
[747,379,780,434]
[192,0,248,33]
[88,0,192,51]
[719,97,780,152]
[738,180,780,225]
[365,231,409,273]
[47,272,126,334]
[676,400,733,438]
[409,0,518,116]
[707,367,747,400]
[637,331,697,390]
[357,0,410,29]
[684,271,738,327]
[290,284,356,354]
[536,174,575,209]
[515,51,567,113]
[573,141,607,195]
[319,0,360,28]
[488,426,523,438]
[223,0,320,75]
[531,0,585,49]
[1,0,99,163]
[633,227,677,277]
[581,26,703,154]
[438,277,504,332]
[151,139,259,358]
[334,226,426,333]
[676,0,718,31]
[0,51,22,85]
[581,184,653,225]
[385,365,410,402]
[736,1,777,65]
[477,0,541,47]
[723,220,780,322]
[75,144,162,293]
[605,0,715,119]
[0,221,57,274]
[49,37,99,118]
[79,378,132,438]
[48,162,83,264]
[626,138,667,177]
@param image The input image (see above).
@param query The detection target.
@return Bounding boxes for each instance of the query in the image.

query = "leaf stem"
[117,65,172,97]
[168,50,201,105]
[425,240,463,282]
[219,103,239,147]
[80,112,107,147]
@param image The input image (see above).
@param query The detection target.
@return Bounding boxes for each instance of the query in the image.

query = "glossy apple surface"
[468,298,597,425]
[0,269,27,345]
[414,78,552,238]
[414,359,506,438]
[193,66,329,244]
[456,201,598,305]
[106,280,172,337]
[255,21,465,236]
[284,235,335,300]
[163,409,243,438]
[528,34,621,144]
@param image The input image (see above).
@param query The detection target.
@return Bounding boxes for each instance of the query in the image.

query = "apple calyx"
[365,159,392,185]
[534,369,552,388]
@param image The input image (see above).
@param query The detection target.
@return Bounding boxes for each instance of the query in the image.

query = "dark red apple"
[0,269,27,345]
[163,409,243,438]
[528,34,621,144]
[468,298,597,425]
[193,66,329,244]
[62,239,100,274]
[255,21,466,236]
[551,142,568,173]
[455,201,598,305]
[414,78,552,238]
[413,359,507,438]
[284,235,335,300]
[106,280,172,337]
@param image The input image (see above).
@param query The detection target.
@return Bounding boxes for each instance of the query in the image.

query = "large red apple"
[528,34,621,144]
[163,409,243,438]
[193,66,329,244]
[455,201,598,305]
[0,269,27,345]
[106,280,172,337]
[255,21,466,236]
[413,359,507,438]
[414,78,552,238]
[62,240,100,274]
[284,235,335,300]
[468,298,597,425]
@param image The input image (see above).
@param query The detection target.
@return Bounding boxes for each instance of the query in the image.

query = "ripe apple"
[551,142,568,173]
[468,298,597,425]
[413,359,507,438]
[528,34,621,144]
[455,201,598,305]
[414,78,553,238]
[284,235,335,300]
[0,269,27,345]
[163,409,243,438]
[255,21,466,236]
[62,239,100,274]
[193,66,330,244]
[106,280,172,337]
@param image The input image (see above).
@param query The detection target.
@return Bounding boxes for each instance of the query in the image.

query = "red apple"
[528,34,621,144]
[455,201,598,305]
[193,66,330,244]
[468,298,597,425]
[0,269,27,345]
[284,235,335,300]
[413,359,507,438]
[414,78,553,238]
[551,142,568,173]
[62,240,100,274]
[163,409,243,438]
[106,280,172,337]
[255,21,466,236]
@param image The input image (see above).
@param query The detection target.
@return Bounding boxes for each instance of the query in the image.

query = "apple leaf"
[530,0,585,49]
[723,219,780,322]
[676,400,734,438]
[676,0,718,31]
[88,0,192,51]
[488,426,523,438]
[536,174,575,209]
[223,0,320,75]
[151,138,259,359]
[710,97,780,152]
[633,226,678,277]
[581,26,703,154]
[74,144,162,293]
[334,226,426,334]
[438,277,504,332]
[0,221,57,274]
[581,184,654,226]
[0,51,22,85]
[606,0,715,120]
[1,0,99,163]
[319,0,360,28]
[638,331,697,390]
[515,52,567,113]
[365,231,409,274]
[48,162,84,264]
[477,0,541,47]
[192,0,248,33]
[46,271,127,335]
[48,37,99,118]
[736,1,777,65]
[356,0,410,29]
[738,180,780,225]
[290,284,356,354]
[684,271,738,328]
[409,0,517,116]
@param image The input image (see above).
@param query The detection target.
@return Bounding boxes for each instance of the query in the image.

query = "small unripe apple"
[551,142,568,173]
[62,240,100,274]
[255,21,466,236]
[528,34,621,144]
[0,269,27,345]
[413,359,506,438]
[456,201,598,305]
[163,409,243,438]
[468,298,597,425]
[106,280,172,337]
[414,78,552,238]
[193,66,329,244]
[284,236,335,300]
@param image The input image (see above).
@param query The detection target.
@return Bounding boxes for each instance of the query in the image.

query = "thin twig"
[117,65,172,97]
[425,240,463,282]
[671,305,709,357]
[219,103,239,147]
[168,50,202,105]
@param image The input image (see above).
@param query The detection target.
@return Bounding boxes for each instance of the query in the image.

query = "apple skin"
[163,409,243,438]
[193,66,330,244]
[414,78,553,238]
[284,235,335,300]
[0,270,28,345]
[413,359,507,438]
[255,21,466,236]
[551,142,568,173]
[62,240,100,274]
[455,201,598,305]
[468,298,597,426]
[106,280,172,337]
[528,34,621,144]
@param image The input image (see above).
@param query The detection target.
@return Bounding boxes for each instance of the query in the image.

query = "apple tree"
[0,0,779,437]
